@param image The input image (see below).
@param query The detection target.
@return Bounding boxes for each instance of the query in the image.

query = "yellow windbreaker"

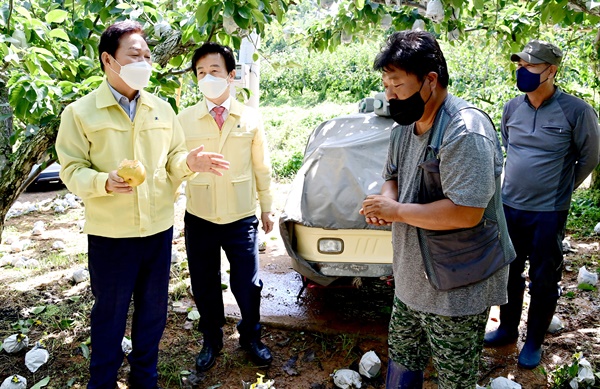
[56,80,195,238]
[178,98,272,224]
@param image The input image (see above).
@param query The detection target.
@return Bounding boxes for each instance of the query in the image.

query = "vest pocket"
[188,180,215,218]
[230,176,253,215]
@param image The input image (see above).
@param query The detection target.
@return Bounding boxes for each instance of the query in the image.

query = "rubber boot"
[518,300,556,369]
[238,322,273,366]
[484,277,525,347]
[385,359,423,389]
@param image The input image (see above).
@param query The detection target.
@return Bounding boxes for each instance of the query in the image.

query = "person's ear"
[426,71,438,90]
[101,52,115,70]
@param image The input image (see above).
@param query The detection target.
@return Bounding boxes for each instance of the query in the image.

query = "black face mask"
[516,65,551,93]
[388,81,432,126]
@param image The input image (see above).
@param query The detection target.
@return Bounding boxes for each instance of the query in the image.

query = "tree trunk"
[0,93,60,236]
[589,165,600,191]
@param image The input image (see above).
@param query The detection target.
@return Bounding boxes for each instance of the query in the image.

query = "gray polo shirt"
[502,88,600,212]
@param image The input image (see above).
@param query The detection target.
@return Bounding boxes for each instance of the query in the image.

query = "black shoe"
[195,342,223,372]
[240,339,273,366]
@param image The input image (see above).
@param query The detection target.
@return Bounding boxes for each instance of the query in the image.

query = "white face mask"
[110,57,152,90]
[198,74,230,99]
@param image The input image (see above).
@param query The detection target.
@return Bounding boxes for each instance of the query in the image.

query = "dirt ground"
[0,184,599,388]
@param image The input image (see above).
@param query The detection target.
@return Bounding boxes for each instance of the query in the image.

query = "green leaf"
[58,319,74,330]
[233,13,250,30]
[220,283,228,290]
[355,0,365,11]
[196,2,212,26]
[224,1,235,17]
[187,310,200,321]
[237,5,251,19]
[30,377,50,389]
[45,9,69,23]
[252,52,259,62]
[48,29,70,41]
[31,306,46,315]
[14,6,32,20]
[577,283,596,291]
[80,343,90,359]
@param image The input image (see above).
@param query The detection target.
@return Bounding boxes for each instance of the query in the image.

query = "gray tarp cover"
[279,112,394,285]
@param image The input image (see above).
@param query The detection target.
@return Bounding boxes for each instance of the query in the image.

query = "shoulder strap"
[424,106,496,161]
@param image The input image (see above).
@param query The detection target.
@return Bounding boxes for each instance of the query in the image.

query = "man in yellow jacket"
[56,21,229,389]
[178,42,274,372]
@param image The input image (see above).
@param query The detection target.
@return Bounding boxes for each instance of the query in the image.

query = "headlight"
[318,238,344,254]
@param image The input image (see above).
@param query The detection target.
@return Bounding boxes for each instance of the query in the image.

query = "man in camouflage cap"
[484,39,600,369]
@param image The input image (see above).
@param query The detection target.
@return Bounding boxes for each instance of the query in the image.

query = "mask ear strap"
[540,64,553,85]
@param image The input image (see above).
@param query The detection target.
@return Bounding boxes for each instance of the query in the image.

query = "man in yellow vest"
[178,42,274,372]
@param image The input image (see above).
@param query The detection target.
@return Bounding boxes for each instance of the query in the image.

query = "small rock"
[13,257,39,268]
[73,269,90,284]
[52,241,66,250]
[3,236,15,245]
[54,205,66,213]
[0,255,13,267]
[77,220,85,231]
[594,222,600,234]
[10,240,28,253]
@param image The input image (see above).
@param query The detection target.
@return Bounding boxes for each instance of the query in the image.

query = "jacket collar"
[196,98,243,119]
[96,79,156,110]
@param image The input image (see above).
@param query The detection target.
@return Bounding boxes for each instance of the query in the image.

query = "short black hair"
[374,30,449,88]
[191,42,236,77]
[98,20,146,72]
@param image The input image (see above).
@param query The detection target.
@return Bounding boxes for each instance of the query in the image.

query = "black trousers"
[87,228,173,389]
[184,212,263,343]
[503,205,568,302]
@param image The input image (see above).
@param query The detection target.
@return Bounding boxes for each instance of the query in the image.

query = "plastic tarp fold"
[279,113,394,285]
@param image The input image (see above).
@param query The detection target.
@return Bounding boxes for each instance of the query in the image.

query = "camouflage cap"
[510,40,563,65]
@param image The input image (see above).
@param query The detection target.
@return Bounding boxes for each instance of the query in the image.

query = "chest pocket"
[537,125,571,153]
[84,122,129,169]
[186,134,219,153]
[227,131,254,164]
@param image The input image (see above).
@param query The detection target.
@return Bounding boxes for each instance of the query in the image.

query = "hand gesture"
[186,145,230,176]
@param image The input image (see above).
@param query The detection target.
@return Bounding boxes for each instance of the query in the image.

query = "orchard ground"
[0,182,598,388]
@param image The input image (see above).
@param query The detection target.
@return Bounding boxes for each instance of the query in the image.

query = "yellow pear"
[117,159,146,187]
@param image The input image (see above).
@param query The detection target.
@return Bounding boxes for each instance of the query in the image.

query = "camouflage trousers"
[388,296,489,389]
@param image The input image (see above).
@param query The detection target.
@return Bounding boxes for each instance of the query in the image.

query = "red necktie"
[212,106,225,129]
